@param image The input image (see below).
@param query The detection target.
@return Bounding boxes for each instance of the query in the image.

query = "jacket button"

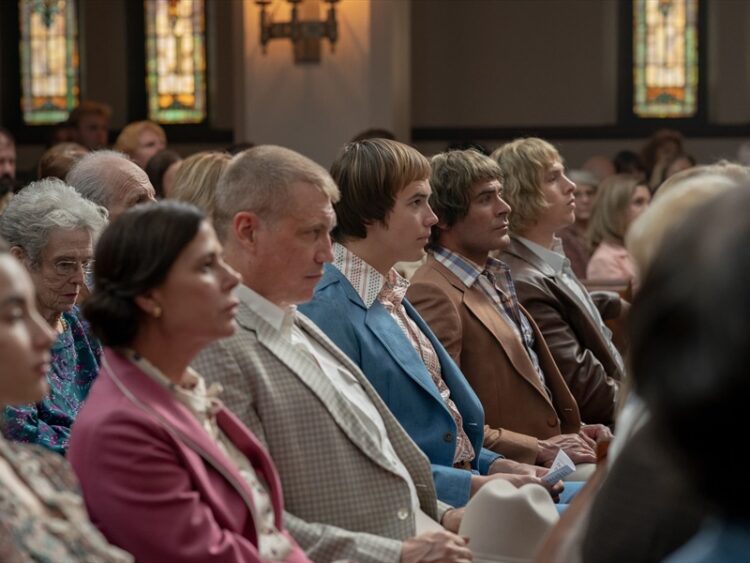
[547,416,558,427]
[397,508,410,520]
[443,432,453,442]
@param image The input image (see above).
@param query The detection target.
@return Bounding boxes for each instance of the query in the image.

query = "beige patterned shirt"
[333,243,475,466]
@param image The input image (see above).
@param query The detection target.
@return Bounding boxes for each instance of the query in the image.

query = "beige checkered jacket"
[192,301,442,563]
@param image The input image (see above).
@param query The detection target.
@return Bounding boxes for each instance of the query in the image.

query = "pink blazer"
[68,348,310,563]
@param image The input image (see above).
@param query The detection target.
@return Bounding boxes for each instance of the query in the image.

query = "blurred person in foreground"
[631,185,750,563]
[580,163,750,563]
[68,201,311,563]
[0,179,107,453]
[0,238,131,562]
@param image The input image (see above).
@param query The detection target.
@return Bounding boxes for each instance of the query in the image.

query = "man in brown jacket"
[492,138,625,426]
[407,149,609,468]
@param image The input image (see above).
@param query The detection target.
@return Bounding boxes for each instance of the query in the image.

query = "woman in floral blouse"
[0,238,131,562]
[0,178,106,453]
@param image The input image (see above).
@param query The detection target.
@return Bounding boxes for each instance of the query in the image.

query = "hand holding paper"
[541,448,576,484]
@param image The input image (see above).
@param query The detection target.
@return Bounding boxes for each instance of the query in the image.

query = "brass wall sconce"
[255,0,339,64]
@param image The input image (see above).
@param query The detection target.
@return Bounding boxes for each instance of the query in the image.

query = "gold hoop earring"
[152,305,162,319]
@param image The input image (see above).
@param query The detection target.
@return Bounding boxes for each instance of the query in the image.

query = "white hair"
[0,177,108,264]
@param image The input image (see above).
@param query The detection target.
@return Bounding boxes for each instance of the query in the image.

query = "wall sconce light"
[255,0,339,64]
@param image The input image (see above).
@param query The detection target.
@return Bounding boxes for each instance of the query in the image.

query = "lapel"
[101,349,262,535]
[234,300,402,476]
[430,257,554,401]
[327,265,448,404]
[506,236,586,309]
[216,408,285,527]
[467,288,554,401]
[295,312,440,518]
[506,237,557,277]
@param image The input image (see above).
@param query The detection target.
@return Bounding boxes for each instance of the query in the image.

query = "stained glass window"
[633,0,699,118]
[19,0,80,125]
[145,0,206,124]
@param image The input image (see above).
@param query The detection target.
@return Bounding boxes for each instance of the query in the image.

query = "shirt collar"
[517,236,568,274]
[332,243,409,308]
[235,283,296,337]
[432,246,482,287]
[432,245,512,288]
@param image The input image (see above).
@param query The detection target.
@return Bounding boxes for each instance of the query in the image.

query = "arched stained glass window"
[633,0,699,118]
[145,0,206,124]
[19,0,80,125]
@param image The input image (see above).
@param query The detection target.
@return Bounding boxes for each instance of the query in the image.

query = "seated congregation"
[0,112,746,563]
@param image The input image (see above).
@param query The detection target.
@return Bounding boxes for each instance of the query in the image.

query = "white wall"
[235,0,410,167]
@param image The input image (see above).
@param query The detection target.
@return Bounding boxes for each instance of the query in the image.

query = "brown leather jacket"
[500,237,623,426]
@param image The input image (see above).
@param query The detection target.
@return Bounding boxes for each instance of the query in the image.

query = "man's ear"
[233,211,261,252]
[9,246,25,262]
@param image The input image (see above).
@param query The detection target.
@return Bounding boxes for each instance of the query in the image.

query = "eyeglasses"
[53,259,95,278]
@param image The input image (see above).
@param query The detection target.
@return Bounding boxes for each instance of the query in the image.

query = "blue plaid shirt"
[432,246,548,389]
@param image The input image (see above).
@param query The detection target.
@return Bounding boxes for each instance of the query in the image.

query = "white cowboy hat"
[459,481,559,563]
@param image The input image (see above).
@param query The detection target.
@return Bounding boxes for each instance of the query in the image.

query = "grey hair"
[213,145,339,240]
[67,150,133,208]
[0,177,108,264]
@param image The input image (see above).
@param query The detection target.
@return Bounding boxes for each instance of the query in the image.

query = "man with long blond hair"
[493,138,625,426]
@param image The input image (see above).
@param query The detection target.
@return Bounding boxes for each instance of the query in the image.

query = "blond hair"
[169,151,231,216]
[588,174,642,248]
[491,138,560,234]
[113,120,166,158]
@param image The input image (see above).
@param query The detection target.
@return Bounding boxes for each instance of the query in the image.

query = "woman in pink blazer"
[68,201,310,563]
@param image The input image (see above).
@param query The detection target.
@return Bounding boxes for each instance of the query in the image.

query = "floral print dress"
[0,436,132,562]
[3,307,101,454]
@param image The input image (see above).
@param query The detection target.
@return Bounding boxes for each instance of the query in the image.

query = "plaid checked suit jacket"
[192,300,441,563]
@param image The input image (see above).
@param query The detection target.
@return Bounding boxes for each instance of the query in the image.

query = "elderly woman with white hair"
[0,178,107,454]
